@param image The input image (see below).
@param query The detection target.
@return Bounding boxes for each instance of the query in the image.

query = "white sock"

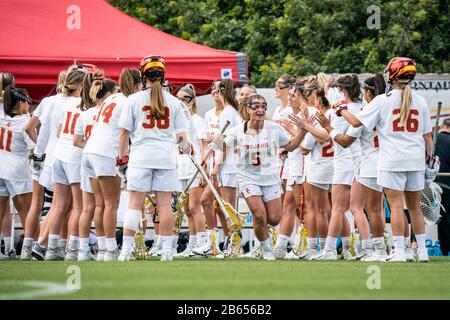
[325,237,337,252]
[197,232,206,246]
[122,236,134,252]
[404,236,411,248]
[342,237,350,251]
[188,235,197,247]
[68,235,79,250]
[23,237,34,249]
[172,235,178,249]
[79,238,89,251]
[155,235,162,249]
[415,234,426,250]
[275,234,290,249]
[260,238,272,253]
[106,238,117,251]
[58,239,67,250]
[48,234,59,249]
[161,236,172,251]
[320,238,326,250]
[3,237,11,252]
[362,239,374,250]
[307,237,317,250]
[97,236,106,251]
[373,237,385,250]
[393,236,405,254]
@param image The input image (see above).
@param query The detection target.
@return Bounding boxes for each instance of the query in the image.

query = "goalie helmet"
[385,57,416,84]
[420,182,443,225]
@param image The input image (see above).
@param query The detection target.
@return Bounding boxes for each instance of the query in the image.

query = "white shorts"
[52,159,81,185]
[307,181,331,191]
[281,161,290,180]
[287,176,303,186]
[180,176,201,192]
[32,173,39,182]
[377,170,425,192]
[0,178,32,197]
[240,183,282,202]
[358,177,382,192]
[82,153,116,178]
[39,166,53,191]
[80,167,93,193]
[218,173,237,188]
[332,171,354,186]
[127,166,181,192]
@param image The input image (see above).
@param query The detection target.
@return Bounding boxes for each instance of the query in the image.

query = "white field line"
[0,280,77,300]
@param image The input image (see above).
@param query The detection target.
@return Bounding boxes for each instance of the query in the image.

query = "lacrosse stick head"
[293,223,308,255]
[133,231,148,260]
[269,225,278,247]
[420,182,443,225]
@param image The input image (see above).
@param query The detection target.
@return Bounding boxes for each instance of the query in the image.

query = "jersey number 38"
[141,106,170,129]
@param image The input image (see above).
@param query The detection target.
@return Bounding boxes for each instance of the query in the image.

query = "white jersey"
[75,106,100,142]
[272,105,292,125]
[224,121,290,186]
[118,90,189,170]
[0,114,34,181]
[330,102,361,174]
[348,102,362,172]
[83,93,127,159]
[356,89,432,172]
[53,101,83,164]
[203,107,221,170]
[33,94,62,156]
[219,105,242,174]
[302,108,334,184]
[347,124,379,178]
[177,113,204,180]
[33,94,63,120]
[40,95,81,168]
[0,103,4,117]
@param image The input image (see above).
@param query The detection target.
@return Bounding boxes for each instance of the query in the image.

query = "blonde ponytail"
[149,80,165,119]
[89,79,103,104]
[398,80,412,124]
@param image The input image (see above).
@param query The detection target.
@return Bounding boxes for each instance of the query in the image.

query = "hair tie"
[94,76,104,81]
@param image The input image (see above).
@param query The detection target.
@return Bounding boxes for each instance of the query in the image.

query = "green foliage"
[109,0,449,86]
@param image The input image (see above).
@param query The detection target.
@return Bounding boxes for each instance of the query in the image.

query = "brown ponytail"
[89,78,117,106]
[148,80,165,119]
[62,69,85,97]
[119,68,141,97]
[334,73,362,103]
[56,70,68,94]
[218,78,238,110]
[81,70,103,111]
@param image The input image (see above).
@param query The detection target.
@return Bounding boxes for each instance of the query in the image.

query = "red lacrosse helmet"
[68,63,98,74]
[385,57,416,83]
[139,55,166,75]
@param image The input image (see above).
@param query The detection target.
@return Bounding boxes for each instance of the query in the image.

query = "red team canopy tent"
[0,0,248,100]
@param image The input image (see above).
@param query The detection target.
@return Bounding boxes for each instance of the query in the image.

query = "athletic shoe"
[417,248,429,262]
[312,249,338,260]
[20,245,33,260]
[361,249,387,262]
[31,243,46,261]
[118,249,134,261]
[238,246,263,259]
[341,250,355,260]
[298,248,318,260]
[149,245,162,256]
[405,247,418,262]
[160,249,173,262]
[96,250,105,261]
[273,246,287,259]
[78,249,96,261]
[44,247,65,261]
[0,251,9,260]
[174,245,193,258]
[385,250,406,262]
[65,248,78,261]
[192,243,214,256]
[263,250,275,261]
[284,250,299,260]
[354,249,374,261]
[103,247,119,261]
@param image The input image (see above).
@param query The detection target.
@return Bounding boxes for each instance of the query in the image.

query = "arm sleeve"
[356,95,382,130]
[278,124,290,147]
[346,125,363,138]
[302,132,315,150]
[34,122,50,156]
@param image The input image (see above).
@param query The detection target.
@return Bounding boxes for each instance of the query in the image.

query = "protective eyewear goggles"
[178,96,193,104]
[247,102,267,110]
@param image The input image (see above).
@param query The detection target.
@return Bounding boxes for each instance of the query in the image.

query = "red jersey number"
[85,125,93,141]
[63,111,80,135]
[0,128,12,152]
[142,106,170,129]
[373,128,379,148]
[322,140,334,158]
[97,102,116,124]
[392,109,419,132]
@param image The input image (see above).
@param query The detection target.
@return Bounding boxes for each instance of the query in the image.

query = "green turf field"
[1,257,449,300]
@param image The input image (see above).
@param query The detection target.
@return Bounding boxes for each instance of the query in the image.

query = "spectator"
[435,118,450,255]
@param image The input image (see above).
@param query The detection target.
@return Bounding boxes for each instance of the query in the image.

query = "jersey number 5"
[142,106,170,129]
[392,109,419,132]
[251,151,261,166]
[0,128,12,152]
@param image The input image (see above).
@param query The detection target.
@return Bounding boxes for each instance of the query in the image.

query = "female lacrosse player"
[334,57,434,262]
[74,76,117,261]
[21,70,66,259]
[195,79,229,256]
[215,94,309,260]
[117,55,189,262]
[175,84,207,257]
[316,73,388,261]
[82,68,141,261]
[0,86,34,248]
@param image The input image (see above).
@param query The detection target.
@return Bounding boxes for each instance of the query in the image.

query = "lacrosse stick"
[293,223,308,255]
[189,154,246,257]
[420,102,443,225]
[133,210,148,260]
[9,204,16,259]
[178,120,231,209]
